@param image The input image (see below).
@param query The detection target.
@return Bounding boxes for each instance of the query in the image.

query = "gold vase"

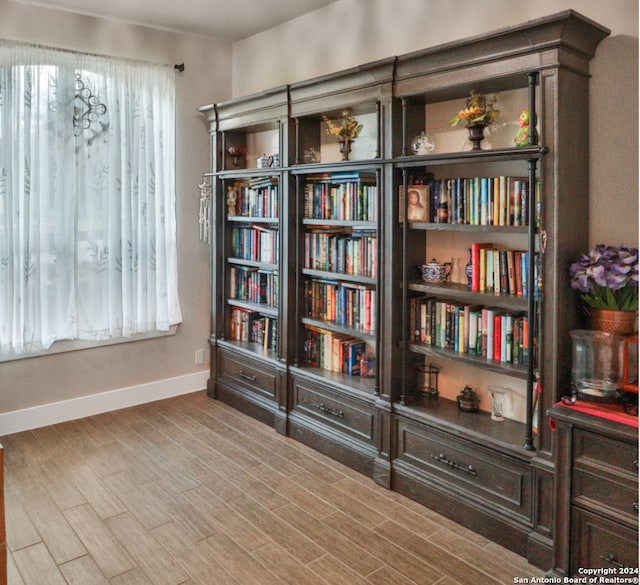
[589,308,637,336]
[338,139,353,161]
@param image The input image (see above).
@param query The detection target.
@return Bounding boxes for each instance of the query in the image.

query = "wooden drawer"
[571,507,639,572]
[572,428,638,526]
[573,468,638,527]
[395,417,532,523]
[218,349,276,402]
[574,428,638,478]
[290,378,377,446]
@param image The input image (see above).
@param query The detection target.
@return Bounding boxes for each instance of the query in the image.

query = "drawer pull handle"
[315,402,344,418]
[634,460,639,471]
[633,503,638,513]
[235,370,257,382]
[430,453,477,476]
[600,553,626,569]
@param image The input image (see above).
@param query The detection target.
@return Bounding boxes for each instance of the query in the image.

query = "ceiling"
[13,0,340,41]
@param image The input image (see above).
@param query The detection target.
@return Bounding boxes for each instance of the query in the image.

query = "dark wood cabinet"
[200,11,612,571]
[549,404,639,576]
[0,444,5,585]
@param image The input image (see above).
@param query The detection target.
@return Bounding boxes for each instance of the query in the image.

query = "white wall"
[0,0,636,427]
[0,0,232,421]
[232,0,639,246]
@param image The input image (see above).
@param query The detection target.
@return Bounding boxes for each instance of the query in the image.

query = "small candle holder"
[414,363,440,399]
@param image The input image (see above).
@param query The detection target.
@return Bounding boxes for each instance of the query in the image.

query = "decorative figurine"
[227,146,246,166]
[513,109,535,147]
[226,186,237,216]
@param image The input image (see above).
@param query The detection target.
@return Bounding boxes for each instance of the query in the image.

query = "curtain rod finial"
[174,63,185,73]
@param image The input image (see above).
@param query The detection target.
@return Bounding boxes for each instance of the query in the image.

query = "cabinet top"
[548,402,638,443]
[394,10,610,100]
[199,10,610,126]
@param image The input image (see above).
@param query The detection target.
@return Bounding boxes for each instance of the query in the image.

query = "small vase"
[588,308,637,336]
[465,249,473,289]
[338,139,353,161]
[467,123,487,151]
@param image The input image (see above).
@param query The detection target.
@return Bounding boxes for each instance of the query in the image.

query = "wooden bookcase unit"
[200,11,611,570]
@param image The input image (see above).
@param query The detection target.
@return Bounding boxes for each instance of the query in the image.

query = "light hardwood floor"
[2,391,546,585]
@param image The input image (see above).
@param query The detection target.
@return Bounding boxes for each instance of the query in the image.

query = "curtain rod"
[1,37,185,73]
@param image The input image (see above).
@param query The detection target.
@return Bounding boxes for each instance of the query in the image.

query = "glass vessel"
[570,330,623,402]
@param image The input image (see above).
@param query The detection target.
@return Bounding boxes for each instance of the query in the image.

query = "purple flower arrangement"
[569,244,639,311]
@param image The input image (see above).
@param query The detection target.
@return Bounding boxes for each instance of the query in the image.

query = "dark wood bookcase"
[199,11,611,570]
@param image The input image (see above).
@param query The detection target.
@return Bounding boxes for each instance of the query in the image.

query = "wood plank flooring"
[1,391,546,584]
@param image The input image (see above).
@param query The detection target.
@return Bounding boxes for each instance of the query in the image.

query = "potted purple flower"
[569,244,638,334]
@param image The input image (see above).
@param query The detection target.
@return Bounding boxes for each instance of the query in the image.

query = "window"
[0,41,182,358]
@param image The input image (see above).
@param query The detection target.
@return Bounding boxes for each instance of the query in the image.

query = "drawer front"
[395,417,532,522]
[218,350,276,402]
[291,379,377,445]
[572,507,639,573]
[573,468,638,527]
[574,428,638,477]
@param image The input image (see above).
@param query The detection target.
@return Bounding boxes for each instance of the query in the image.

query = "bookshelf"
[199,87,293,433]
[199,11,610,570]
[287,59,394,476]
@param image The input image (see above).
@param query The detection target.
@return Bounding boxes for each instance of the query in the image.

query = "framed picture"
[399,184,429,222]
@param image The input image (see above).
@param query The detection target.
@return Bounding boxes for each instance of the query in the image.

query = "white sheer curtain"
[0,41,182,356]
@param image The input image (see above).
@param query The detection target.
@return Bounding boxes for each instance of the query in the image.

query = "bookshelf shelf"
[407,342,530,379]
[227,299,278,316]
[303,269,376,286]
[407,281,530,311]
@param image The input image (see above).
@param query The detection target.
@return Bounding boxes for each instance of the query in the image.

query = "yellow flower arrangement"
[322,109,363,141]
[449,90,500,127]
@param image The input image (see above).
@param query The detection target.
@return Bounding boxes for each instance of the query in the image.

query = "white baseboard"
[0,370,210,435]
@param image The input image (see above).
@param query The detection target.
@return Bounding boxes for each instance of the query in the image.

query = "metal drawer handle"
[315,402,344,418]
[634,460,639,471]
[633,503,638,513]
[235,370,257,382]
[430,453,477,476]
[600,553,626,569]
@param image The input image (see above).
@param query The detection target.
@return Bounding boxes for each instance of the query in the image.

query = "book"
[346,340,367,375]
[471,242,493,292]
[506,249,516,295]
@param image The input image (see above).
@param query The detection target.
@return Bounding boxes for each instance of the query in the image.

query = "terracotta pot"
[588,308,637,336]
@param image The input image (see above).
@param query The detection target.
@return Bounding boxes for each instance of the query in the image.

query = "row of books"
[402,176,540,227]
[230,225,279,265]
[410,297,532,365]
[229,308,278,351]
[469,243,541,297]
[227,178,279,218]
[304,172,377,222]
[304,229,377,278]
[303,325,370,376]
[229,266,279,307]
[304,278,376,334]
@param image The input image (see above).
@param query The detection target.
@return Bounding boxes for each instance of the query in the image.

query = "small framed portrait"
[399,184,428,222]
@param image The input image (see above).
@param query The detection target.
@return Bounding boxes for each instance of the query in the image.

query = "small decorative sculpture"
[514,110,534,147]
[227,146,246,166]
[198,179,211,243]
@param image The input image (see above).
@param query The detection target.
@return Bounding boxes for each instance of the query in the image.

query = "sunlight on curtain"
[0,41,182,357]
